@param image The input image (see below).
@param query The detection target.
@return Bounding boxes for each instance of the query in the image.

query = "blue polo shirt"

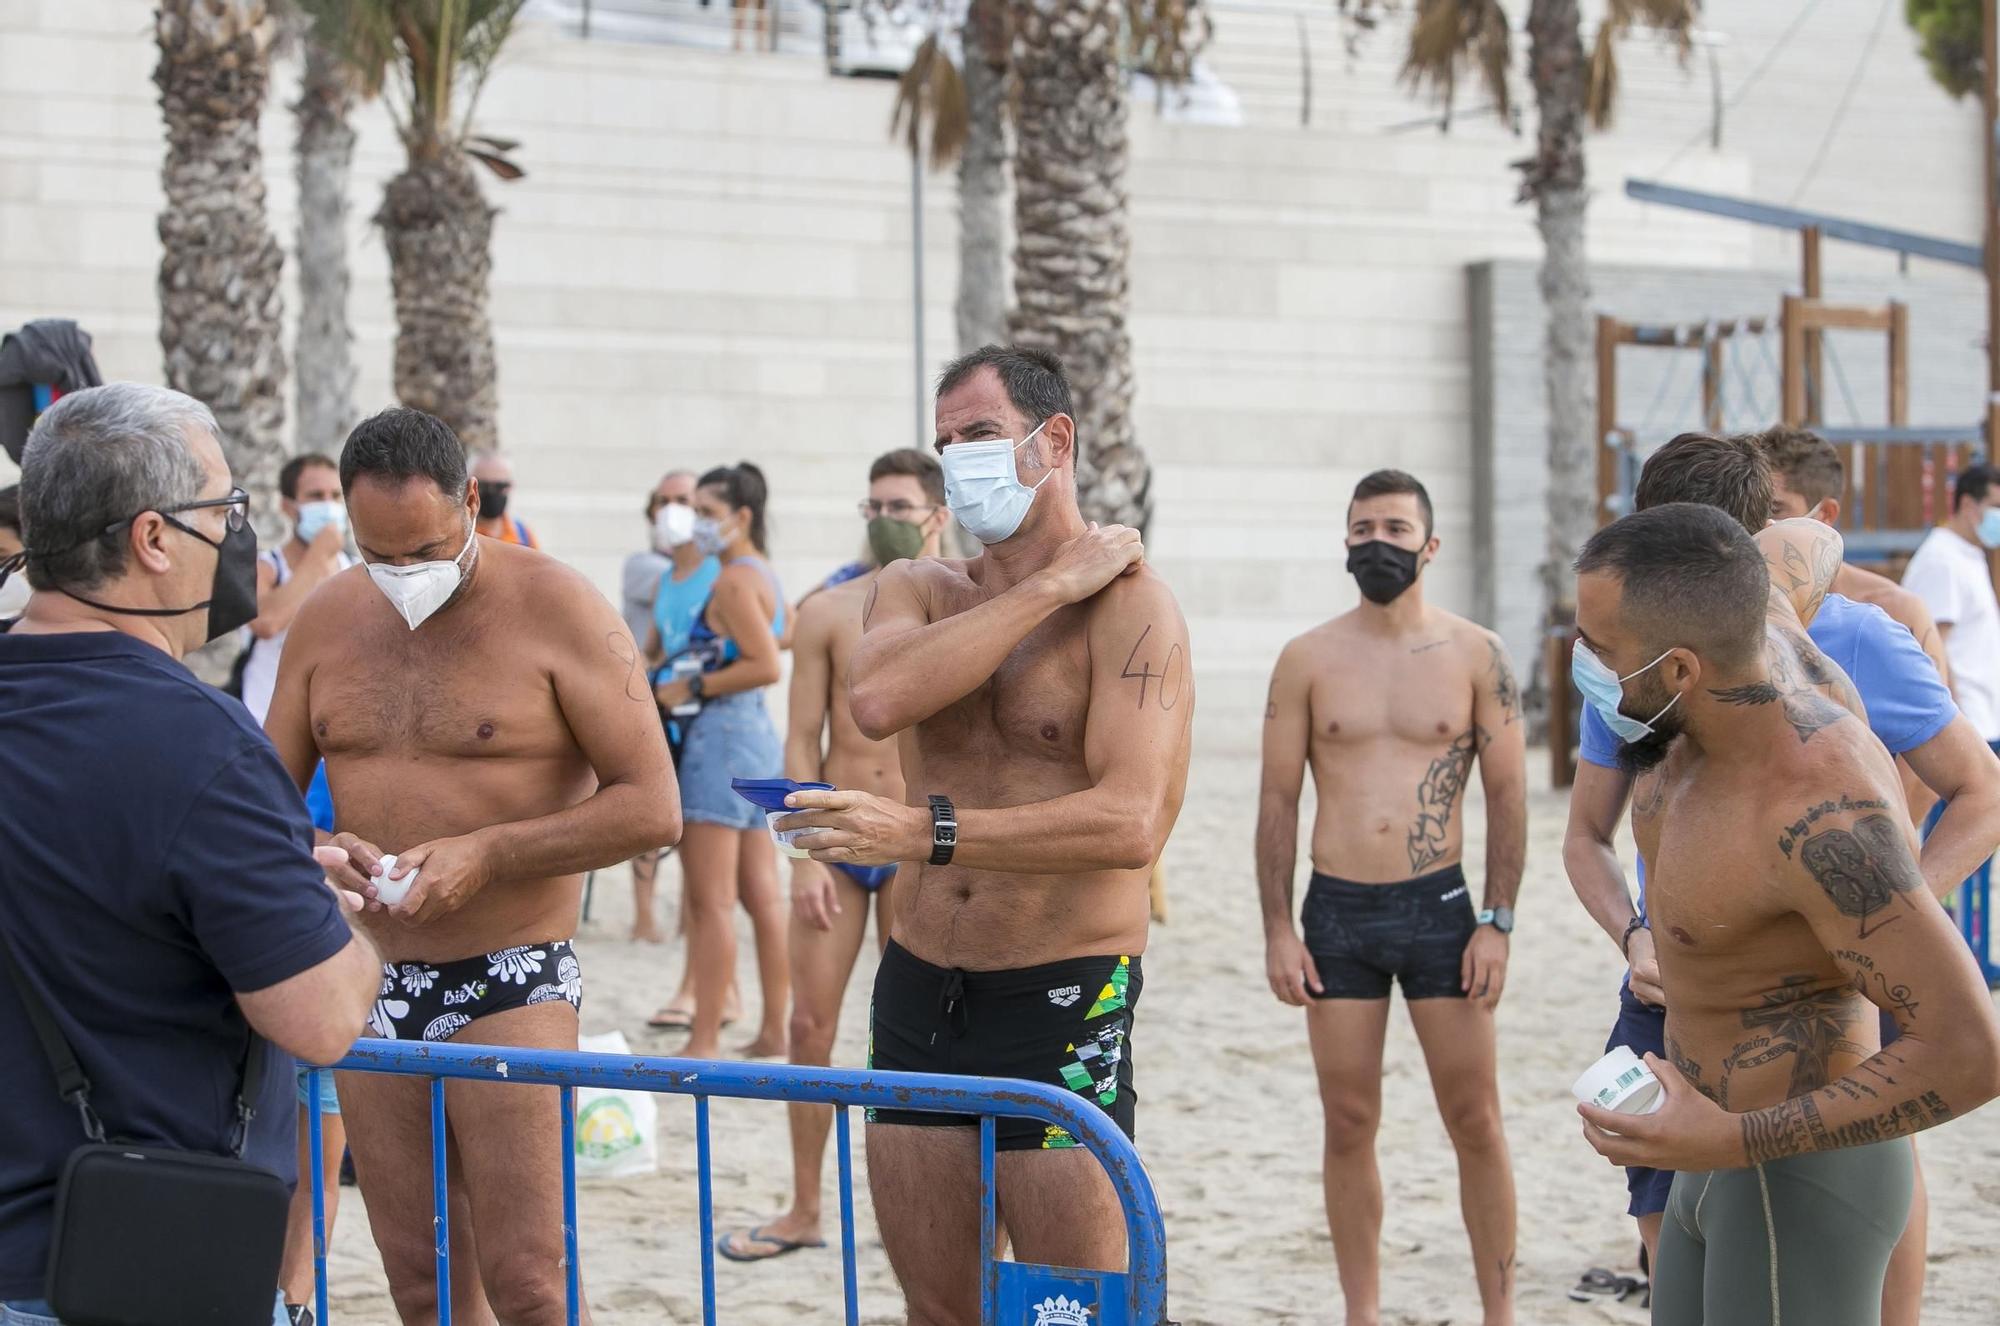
[0,630,352,1300]
[1580,592,1956,927]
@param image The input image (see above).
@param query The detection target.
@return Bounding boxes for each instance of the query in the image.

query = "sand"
[323,753,2000,1324]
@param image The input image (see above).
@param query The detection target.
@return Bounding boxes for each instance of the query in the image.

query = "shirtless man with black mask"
[1257,468,1528,1326]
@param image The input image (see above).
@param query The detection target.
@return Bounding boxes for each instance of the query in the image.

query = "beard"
[1612,677,1685,774]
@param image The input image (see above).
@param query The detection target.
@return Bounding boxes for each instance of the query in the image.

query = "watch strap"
[927,795,957,866]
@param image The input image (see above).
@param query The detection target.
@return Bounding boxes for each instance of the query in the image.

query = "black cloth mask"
[46,514,260,643]
[1345,539,1422,605]
[478,485,511,520]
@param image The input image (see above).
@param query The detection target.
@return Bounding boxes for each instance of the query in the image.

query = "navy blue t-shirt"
[0,630,352,1299]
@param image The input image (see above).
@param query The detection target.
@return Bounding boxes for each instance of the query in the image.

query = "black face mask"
[1345,539,1422,605]
[54,514,261,643]
[478,484,511,520]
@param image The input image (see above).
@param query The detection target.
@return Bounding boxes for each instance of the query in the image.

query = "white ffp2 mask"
[653,503,695,551]
[941,420,1055,545]
[366,527,476,630]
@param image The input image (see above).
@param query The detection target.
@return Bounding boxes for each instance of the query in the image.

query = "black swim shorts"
[866,941,1140,1151]
[1302,864,1476,1001]
[367,940,584,1042]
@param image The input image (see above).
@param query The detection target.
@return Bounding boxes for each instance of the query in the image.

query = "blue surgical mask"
[1572,641,1680,743]
[295,500,346,544]
[1978,507,2000,549]
[942,420,1055,545]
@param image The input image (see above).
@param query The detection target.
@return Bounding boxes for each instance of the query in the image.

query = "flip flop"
[1568,1266,1645,1304]
[645,1007,738,1031]
[716,1225,825,1263]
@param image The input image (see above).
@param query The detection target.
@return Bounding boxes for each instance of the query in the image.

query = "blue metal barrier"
[307,1039,1169,1325]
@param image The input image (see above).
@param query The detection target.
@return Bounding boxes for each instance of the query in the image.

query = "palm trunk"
[377,148,500,453]
[956,0,1009,353]
[1524,0,1592,626]
[154,0,287,535]
[293,34,357,456]
[1008,0,1149,534]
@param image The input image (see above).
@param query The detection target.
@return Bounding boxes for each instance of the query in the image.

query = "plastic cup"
[1571,1045,1664,1116]
[767,811,813,859]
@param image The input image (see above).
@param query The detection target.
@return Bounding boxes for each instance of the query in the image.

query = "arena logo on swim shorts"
[1046,985,1082,1008]
[1439,884,1467,903]
[1029,1294,1092,1326]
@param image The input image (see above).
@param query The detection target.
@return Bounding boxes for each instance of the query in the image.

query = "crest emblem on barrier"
[1030,1295,1092,1326]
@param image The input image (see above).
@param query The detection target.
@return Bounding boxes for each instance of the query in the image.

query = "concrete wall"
[0,0,1983,751]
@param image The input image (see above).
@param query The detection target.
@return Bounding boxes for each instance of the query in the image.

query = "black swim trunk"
[867,941,1140,1151]
[366,940,584,1042]
[1302,865,1476,1000]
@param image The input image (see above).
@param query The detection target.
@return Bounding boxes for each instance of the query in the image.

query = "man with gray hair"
[0,383,382,1325]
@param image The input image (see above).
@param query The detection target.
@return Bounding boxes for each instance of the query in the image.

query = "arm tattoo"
[1487,639,1520,724]
[1797,813,1924,938]
[1408,728,1479,873]
[1776,795,1893,858]
[607,631,648,703]
[1742,1088,1950,1164]
[1119,625,1186,711]
[1835,948,1922,1026]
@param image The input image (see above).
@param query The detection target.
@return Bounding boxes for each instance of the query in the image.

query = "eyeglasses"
[858,499,937,521]
[104,487,251,536]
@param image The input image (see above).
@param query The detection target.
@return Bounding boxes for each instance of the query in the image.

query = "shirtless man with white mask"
[773,346,1195,1325]
[265,407,681,1325]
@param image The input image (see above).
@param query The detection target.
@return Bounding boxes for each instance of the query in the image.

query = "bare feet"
[738,1031,787,1060]
[631,919,666,944]
[676,1036,721,1060]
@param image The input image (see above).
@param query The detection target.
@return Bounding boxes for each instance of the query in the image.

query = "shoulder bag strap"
[0,927,105,1142]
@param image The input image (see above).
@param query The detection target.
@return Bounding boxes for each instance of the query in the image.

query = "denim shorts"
[297,1064,340,1115]
[677,690,782,830]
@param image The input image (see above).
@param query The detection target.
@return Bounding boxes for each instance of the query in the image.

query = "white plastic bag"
[572,1030,659,1180]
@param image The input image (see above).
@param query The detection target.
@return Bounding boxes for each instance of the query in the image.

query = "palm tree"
[154,0,288,534]
[299,0,527,454]
[957,0,1010,351]
[291,17,359,454]
[1394,0,1693,648]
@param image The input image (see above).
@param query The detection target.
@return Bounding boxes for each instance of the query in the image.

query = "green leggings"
[1654,1138,1913,1326]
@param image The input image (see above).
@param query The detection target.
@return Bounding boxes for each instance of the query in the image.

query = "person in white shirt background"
[1900,463,2000,758]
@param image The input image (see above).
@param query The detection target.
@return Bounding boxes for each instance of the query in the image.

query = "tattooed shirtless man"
[1572,502,2000,1326]
[771,347,1194,1326]
[1258,469,1528,1326]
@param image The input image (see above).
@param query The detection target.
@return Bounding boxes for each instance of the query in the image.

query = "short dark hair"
[0,485,19,536]
[1634,432,1773,533]
[869,448,944,505]
[699,461,770,553]
[1576,502,1769,669]
[1349,469,1433,538]
[279,452,338,501]
[935,345,1075,437]
[1954,463,1998,510]
[339,408,468,498]
[1744,426,1843,509]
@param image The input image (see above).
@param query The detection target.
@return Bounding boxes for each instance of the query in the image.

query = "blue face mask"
[942,420,1055,545]
[1978,507,2000,549]
[295,500,346,543]
[1572,641,1680,743]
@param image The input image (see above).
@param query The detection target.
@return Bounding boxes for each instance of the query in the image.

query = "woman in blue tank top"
[650,462,790,1059]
